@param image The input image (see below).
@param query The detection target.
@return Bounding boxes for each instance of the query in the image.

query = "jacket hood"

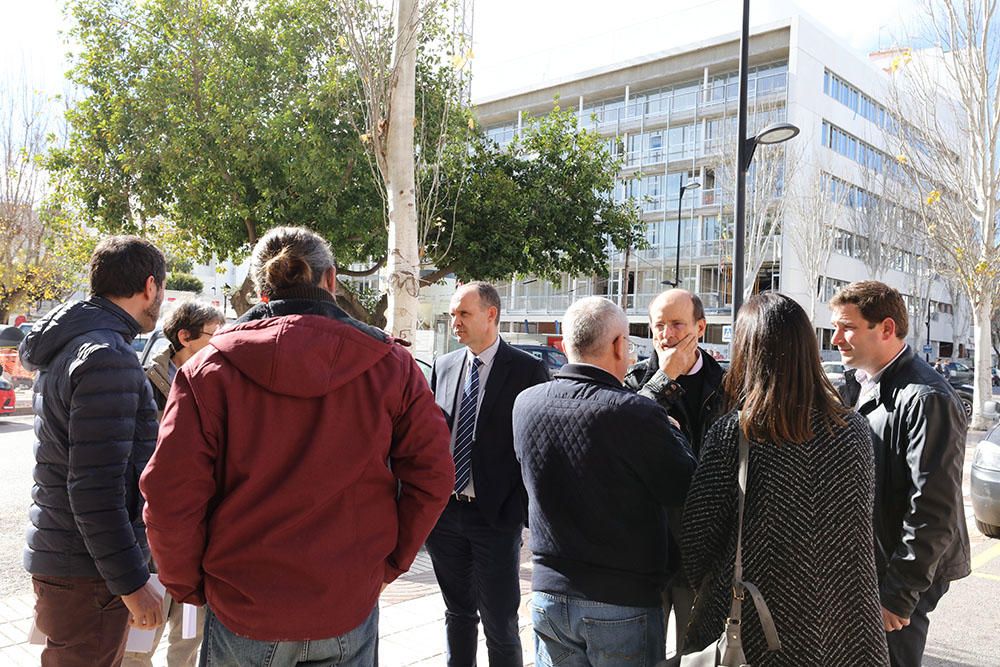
[19,297,142,371]
[209,314,393,398]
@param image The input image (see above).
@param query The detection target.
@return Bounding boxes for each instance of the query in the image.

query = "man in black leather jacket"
[624,289,724,646]
[831,281,970,667]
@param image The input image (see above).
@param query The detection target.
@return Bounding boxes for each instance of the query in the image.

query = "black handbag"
[665,415,780,667]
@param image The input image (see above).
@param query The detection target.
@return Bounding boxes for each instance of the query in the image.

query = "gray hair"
[249,226,335,296]
[562,297,628,361]
[460,281,501,323]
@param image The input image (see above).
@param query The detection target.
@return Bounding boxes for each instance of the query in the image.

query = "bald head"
[648,288,707,355]
[648,289,704,322]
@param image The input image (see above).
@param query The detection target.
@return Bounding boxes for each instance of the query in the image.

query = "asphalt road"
[1,414,999,665]
[0,415,34,598]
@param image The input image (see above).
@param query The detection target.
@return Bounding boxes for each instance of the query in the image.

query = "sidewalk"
[0,541,565,667]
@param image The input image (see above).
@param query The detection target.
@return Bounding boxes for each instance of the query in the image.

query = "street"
[1,413,999,665]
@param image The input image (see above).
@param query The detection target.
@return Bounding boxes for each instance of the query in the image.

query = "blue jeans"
[530,592,665,667]
[199,605,378,667]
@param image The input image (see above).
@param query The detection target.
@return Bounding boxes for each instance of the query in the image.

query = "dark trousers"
[32,575,131,667]
[886,578,951,667]
[424,497,523,667]
[662,579,696,650]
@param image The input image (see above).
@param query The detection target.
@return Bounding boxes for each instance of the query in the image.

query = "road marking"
[971,542,1000,571]
[971,572,1000,583]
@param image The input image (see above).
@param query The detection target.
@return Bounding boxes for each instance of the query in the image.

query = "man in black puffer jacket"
[19,236,167,667]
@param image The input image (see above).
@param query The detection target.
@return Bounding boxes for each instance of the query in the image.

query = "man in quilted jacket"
[19,236,167,666]
[513,297,696,666]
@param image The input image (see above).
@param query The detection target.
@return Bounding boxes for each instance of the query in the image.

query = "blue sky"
[1,0,921,101]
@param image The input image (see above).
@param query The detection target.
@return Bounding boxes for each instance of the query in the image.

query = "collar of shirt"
[467,335,501,370]
[683,349,704,376]
[855,344,907,402]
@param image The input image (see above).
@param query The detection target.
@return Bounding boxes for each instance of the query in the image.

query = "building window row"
[822,69,895,132]
[821,120,901,177]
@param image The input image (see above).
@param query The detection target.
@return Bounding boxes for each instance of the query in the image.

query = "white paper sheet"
[181,603,199,639]
[124,573,166,653]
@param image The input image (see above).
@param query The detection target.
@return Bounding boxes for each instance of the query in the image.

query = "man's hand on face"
[658,333,699,378]
[122,580,165,628]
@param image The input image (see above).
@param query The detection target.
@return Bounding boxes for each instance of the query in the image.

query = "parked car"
[17,322,34,336]
[0,373,15,414]
[138,329,170,365]
[941,360,974,383]
[972,422,1000,538]
[947,377,974,420]
[822,361,847,384]
[512,344,567,378]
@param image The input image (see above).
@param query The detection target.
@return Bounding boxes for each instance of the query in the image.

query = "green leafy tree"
[55,0,640,325]
[165,273,205,293]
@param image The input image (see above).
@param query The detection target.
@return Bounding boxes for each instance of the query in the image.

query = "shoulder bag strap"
[725,415,781,654]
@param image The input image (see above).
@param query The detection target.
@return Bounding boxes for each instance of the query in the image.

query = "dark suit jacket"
[431,338,549,529]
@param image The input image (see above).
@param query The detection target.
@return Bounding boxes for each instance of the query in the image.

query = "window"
[823,69,892,130]
[821,121,899,177]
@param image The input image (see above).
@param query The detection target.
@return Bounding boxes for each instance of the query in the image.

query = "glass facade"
[486,59,791,320]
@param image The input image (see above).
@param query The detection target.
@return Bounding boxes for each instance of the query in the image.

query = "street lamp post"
[732,0,800,324]
[671,178,701,288]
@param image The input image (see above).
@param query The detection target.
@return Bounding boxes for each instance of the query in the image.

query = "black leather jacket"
[624,348,725,458]
[839,346,971,617]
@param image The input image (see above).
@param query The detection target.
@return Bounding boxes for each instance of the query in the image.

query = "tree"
[884,0,1000,429]
[850,167,911,281]
[788,166,846,323]
[165,273,204,293]
[56,0,639,328]
[56,0,384,314]
[713,101,798,301]
[1,75,92,322]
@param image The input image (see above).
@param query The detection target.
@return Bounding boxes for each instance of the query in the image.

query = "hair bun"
[264,247,313,292]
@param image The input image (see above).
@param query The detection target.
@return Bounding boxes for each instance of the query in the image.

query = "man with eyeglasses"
[124,300,225,667]
[513,297,695,665]
[624,288,726,649]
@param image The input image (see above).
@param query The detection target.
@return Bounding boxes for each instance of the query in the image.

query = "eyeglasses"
[617,335,637,354]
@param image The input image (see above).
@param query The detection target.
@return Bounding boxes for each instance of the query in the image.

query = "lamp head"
[755,122,800,145]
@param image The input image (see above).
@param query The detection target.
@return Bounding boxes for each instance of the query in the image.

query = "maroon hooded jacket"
[140,302,454,641]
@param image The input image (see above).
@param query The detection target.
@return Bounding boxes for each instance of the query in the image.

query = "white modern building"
[472,15,972,360]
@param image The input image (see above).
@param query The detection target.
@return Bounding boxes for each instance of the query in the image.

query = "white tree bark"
[383,0,421,339]
[883,0,1000,428]
[973,299,994,429]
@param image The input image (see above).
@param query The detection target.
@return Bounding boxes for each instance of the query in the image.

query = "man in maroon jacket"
[140,227,454,666]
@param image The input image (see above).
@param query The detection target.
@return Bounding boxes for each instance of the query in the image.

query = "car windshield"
[546,350,568,368]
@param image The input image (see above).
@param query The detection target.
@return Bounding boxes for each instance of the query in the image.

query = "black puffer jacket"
[838,346,971,617]
[19,297,157,595]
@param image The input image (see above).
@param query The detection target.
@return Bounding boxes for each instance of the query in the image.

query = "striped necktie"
[453,356,483,493]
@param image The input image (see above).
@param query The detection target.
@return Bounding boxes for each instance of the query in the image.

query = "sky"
[0,0,922,103]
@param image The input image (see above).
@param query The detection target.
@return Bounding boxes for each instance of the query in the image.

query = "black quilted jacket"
[513,363,696,607]
[19,298,157,595]
[681,411,889,665]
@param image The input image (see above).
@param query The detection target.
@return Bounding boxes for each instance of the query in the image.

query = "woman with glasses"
[678,293,888,665]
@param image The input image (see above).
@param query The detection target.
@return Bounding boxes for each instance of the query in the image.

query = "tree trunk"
[971,296,995,431]
[230,274,256,316]
[383,0,421,342]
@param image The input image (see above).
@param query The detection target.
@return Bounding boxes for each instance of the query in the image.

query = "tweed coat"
[681,410,890,666]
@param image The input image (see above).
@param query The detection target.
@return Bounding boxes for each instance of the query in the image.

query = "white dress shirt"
[449,336,502,497]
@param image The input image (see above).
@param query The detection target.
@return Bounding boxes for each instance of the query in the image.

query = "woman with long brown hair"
[679,292,888,665]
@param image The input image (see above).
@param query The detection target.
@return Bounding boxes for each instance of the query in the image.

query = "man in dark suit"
[428,281,549,667]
